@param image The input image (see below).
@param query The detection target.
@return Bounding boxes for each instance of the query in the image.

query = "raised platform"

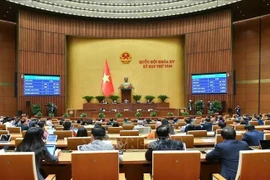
[82,102,170,111]
[77,102,178,118]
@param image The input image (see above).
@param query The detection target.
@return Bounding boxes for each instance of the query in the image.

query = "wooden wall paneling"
[0,22,16,116]
[17,9,232,115]
[260,15,270,113]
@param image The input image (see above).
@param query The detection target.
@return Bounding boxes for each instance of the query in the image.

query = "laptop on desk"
[0,134,11,143]
[46,134,58,144]
[259,140,270,149]
[46,144,56,155]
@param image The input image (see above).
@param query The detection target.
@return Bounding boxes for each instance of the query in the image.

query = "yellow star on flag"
[102,74,110,83]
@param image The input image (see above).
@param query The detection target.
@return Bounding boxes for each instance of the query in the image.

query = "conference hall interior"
[1,0,270,180]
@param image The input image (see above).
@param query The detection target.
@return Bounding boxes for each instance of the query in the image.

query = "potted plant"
[82,96,94,103]
[115,112,122,118]
[49,113,54,118]
[98,112,105,119]
[208,110,214,116]
[95,96,105,103]
[36,111,43,117]
[212,100,222,113]
[80,113,87,118]
[144,95,155,103]
[168,112,174,117]
[31,104,41,116]
[63,113,70,118]
[133,95,142,103]
[195,100,204,113]
[157,95,169,102]
[135,111,142,118]
[109,95,120,102]
[182,111,189,116]
[150,111,157,117]
[196,111,202,116]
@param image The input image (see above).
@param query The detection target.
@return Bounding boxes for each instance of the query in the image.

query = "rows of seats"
[2,150,270,180]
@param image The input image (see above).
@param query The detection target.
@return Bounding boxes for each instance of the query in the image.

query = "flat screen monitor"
[191,73,227,94]
[24,75,60,96]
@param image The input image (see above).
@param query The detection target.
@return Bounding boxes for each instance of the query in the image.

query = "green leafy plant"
[95,96,105,103]
[208,110,214,116]
[31,104,41,115]
[150,111,157,117]
[157,95,169,102]
[36,111,42,116]
[135,111,142,118]
[195,100,204,113]
[49,113,54,118]
[182,111,189,116]
[80,113,87,118]
[133,95,142,102]
[109,95,120,101]
[212,100,222,113]
[196,111,202,116]
[98,112,105,119]
[168,112,174,116]
[115,112,122,118]
[82,96,94,103]
[63,113,70,118]
[144,95,155,102]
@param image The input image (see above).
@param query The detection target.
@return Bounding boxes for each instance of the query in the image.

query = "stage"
[75,102,180,118]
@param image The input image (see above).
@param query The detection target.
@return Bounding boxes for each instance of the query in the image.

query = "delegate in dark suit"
[145,125,184,161]
[206,127,249,180]
[242,124,264,146]
[202,118,213,131]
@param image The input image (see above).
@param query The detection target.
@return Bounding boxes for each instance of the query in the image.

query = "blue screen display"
[24,75,60,96]
[192,73,227,94]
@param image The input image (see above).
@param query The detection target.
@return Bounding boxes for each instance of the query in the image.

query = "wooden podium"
[121,89,132,103]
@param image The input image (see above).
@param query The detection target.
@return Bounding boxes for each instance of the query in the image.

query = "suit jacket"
[79,140,122,162]
[206,140,249,180]
[80,140,114,151]
[242,130,264,146]
[202,122,213,131]
[145,139,184,161]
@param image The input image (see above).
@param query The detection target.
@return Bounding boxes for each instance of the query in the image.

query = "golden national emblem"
[120,52,132,64]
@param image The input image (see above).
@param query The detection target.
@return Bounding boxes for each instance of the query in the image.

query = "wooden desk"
[0,137,216,148]
[42,151,219,180]
[57,151,207,164]
[108,134,148,139]
[10,134,22,140]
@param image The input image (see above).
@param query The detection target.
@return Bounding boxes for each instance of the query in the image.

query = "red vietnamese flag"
[101,60,114,97]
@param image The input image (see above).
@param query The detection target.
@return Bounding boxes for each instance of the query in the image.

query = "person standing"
[235,105,241,116]
[188,100,194,114]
